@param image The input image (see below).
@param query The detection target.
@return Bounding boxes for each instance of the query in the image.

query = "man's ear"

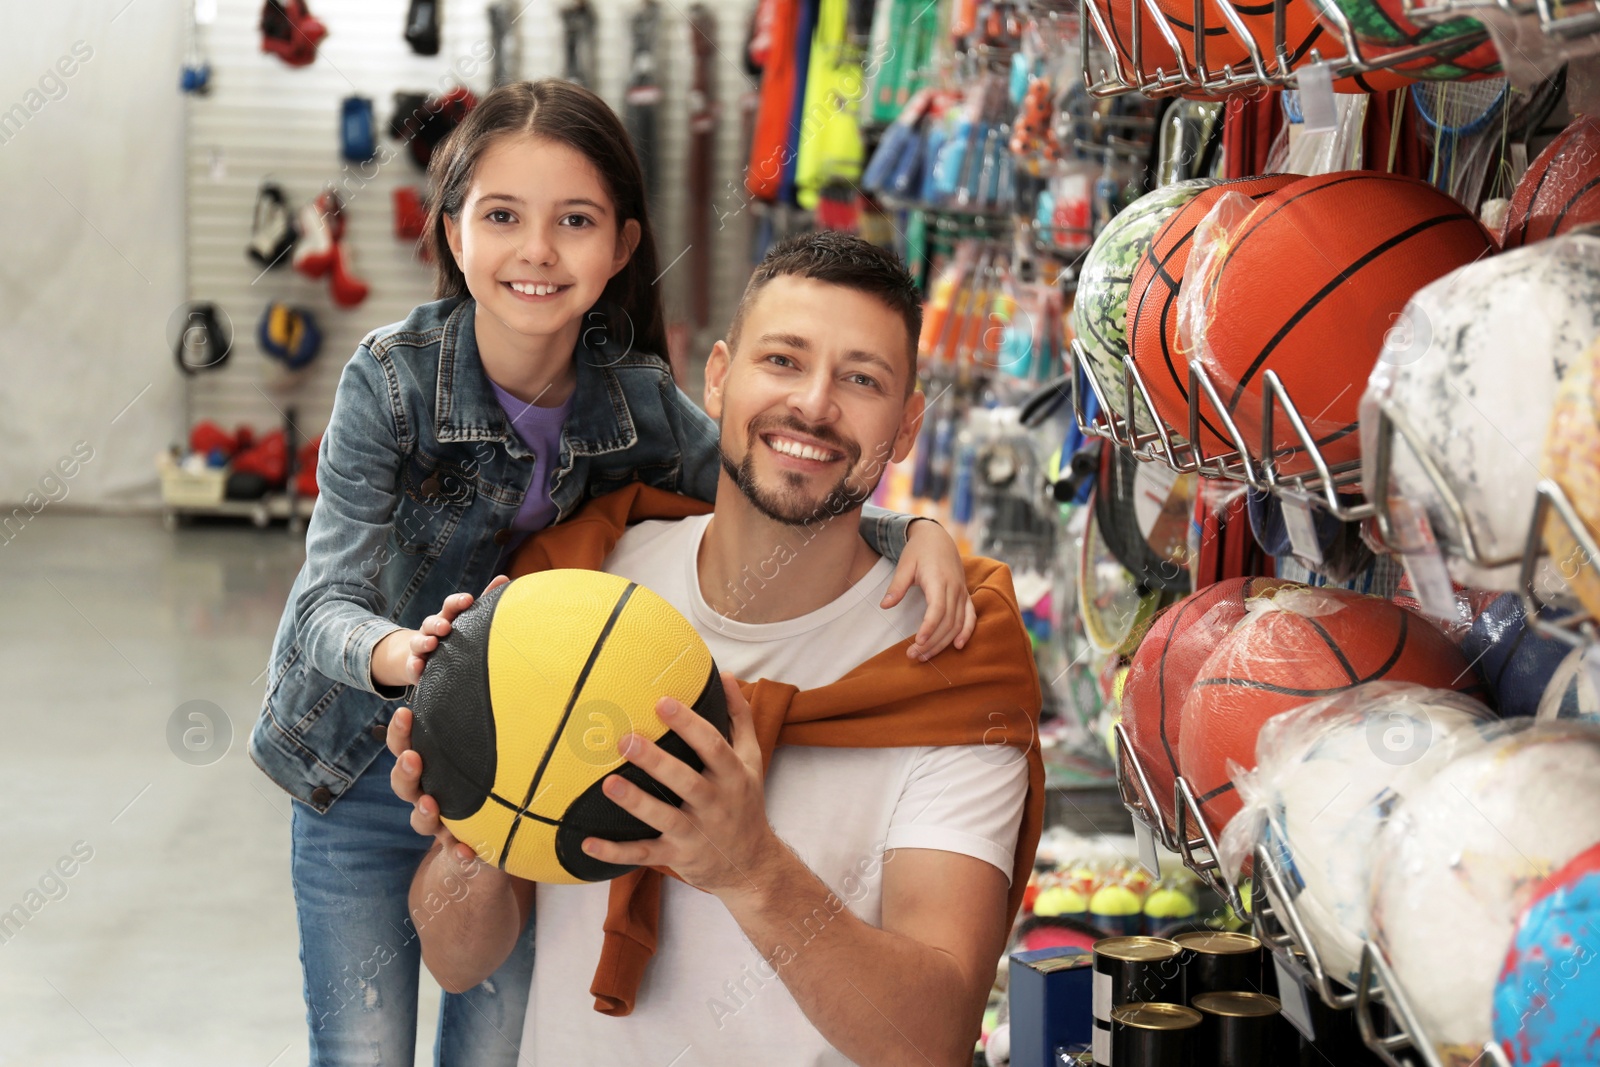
[705,339,731,419]
[444,213,465,270]
[891,387,926,464]
[612,218,642,277]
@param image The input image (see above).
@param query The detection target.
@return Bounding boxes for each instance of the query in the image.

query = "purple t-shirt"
[490,379,574,540]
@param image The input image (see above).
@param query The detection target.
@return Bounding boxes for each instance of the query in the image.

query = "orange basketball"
[1501,117,1600,249]
[1096,0,1414,91]
[1177,586,1480,835]
[1154,0,1321,74]
[1098,0,1181,80]
[1128,174,1302,449]
[1123,576,1295,834]
[1199,172,1493,474]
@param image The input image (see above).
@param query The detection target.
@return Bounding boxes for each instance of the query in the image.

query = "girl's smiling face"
[445,134,640,351]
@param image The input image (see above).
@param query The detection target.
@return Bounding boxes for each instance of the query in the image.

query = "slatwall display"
[184,0,758,439]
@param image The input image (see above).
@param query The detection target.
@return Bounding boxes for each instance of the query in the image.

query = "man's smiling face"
[705,274,924,527]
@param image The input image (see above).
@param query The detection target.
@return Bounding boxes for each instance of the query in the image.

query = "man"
[388,231,1043,1065]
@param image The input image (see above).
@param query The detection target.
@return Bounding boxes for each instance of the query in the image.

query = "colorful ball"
[1073,180,1219,436]
[1373,722,1600,1059]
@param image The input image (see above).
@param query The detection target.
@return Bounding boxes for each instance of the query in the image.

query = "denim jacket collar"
[432,298,637,457]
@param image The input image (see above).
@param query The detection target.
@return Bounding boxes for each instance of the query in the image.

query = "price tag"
[1273,952,1317,1041]
[1280,492,1324,566]
[1134,818,1161,879]
[1297,62,1338,134]
[1391,499,1462,624]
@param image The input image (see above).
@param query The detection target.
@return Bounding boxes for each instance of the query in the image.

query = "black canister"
[1192,990,1281,1066]
[1110,1002,1202,1067]
[1175,930,1264,1000]
[1092,937,1183,1064]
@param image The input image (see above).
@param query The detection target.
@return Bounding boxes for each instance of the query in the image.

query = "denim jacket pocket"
[394,452,478,557]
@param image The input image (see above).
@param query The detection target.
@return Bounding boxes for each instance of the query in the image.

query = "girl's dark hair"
[425,79,668,365]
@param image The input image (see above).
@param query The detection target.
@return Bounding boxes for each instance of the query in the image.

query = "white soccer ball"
[1242,684,1494,987]
[1361,232,1600,591]
[1371,720,1600,1061]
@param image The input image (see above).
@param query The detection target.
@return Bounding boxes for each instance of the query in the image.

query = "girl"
[249,79,972,1066]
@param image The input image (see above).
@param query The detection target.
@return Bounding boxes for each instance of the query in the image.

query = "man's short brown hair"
[725,231,922,394]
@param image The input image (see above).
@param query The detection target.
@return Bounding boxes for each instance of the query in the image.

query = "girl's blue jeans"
[290,748,536,1066]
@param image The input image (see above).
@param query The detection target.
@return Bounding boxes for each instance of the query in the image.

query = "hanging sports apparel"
[487,2,522,87]
[687,3,718,331]
[624,0,663,204]
[340,96,376,163]
[793,0,866,211]
[779,0,820,206]
[746,0,801,201]
[259,0,326,67]
[404,0,440,55]
[248,181,297,269]
[561,0,599,89]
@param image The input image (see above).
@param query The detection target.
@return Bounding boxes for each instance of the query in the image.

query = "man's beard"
[719,416,873,527]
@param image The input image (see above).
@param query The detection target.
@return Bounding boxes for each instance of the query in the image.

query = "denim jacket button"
[369,724,387,743]
[420,475,442,496]
[310,786,333,806]
[493,528,513,546]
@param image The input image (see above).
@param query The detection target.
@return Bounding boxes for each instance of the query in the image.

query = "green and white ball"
[1072,179,1217,435]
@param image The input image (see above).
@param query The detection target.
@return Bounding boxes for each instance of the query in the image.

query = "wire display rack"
[1077,0,1498,98]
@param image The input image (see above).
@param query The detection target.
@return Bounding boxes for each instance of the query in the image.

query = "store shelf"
[162,492,315,533]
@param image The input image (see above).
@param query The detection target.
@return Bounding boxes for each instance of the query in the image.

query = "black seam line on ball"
[1197,780,1236,804]
[1226,211,1478,412]
[488,790,560,825]
[1190,677,1359,698]
[1303,614,1361,685]
[498,581,639,868]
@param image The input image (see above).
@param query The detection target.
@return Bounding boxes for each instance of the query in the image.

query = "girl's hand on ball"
[400,576,511,683]
[386,706,480,867]
[580,673,783,897]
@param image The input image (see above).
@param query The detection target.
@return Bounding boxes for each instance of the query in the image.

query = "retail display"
[170,0,1600,1062]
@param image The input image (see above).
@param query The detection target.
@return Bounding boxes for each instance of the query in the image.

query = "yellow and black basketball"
[408,570,729,883]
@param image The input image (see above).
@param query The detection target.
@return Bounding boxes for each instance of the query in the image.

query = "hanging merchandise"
[391,88,479,170]
[561,0,599,89]
[257,302,324,371]
[487,2,523,87]
[687,3,719,330]
[247,181,297,270]
[778,0,820,205]
[404,0,441,55]
[746,0,802,201]
[393,185,427,242]
[173,303,232,376]
[259,0,327,68]
[292,189,370,309]
[624,0,664,202]
[182,0,213,94]
[792,0,866,211]
[340,96,376,164]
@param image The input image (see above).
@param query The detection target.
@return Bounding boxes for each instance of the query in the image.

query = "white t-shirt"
[523,514,1029,1066]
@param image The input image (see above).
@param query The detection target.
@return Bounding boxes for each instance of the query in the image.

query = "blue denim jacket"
[250,297,914,811]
